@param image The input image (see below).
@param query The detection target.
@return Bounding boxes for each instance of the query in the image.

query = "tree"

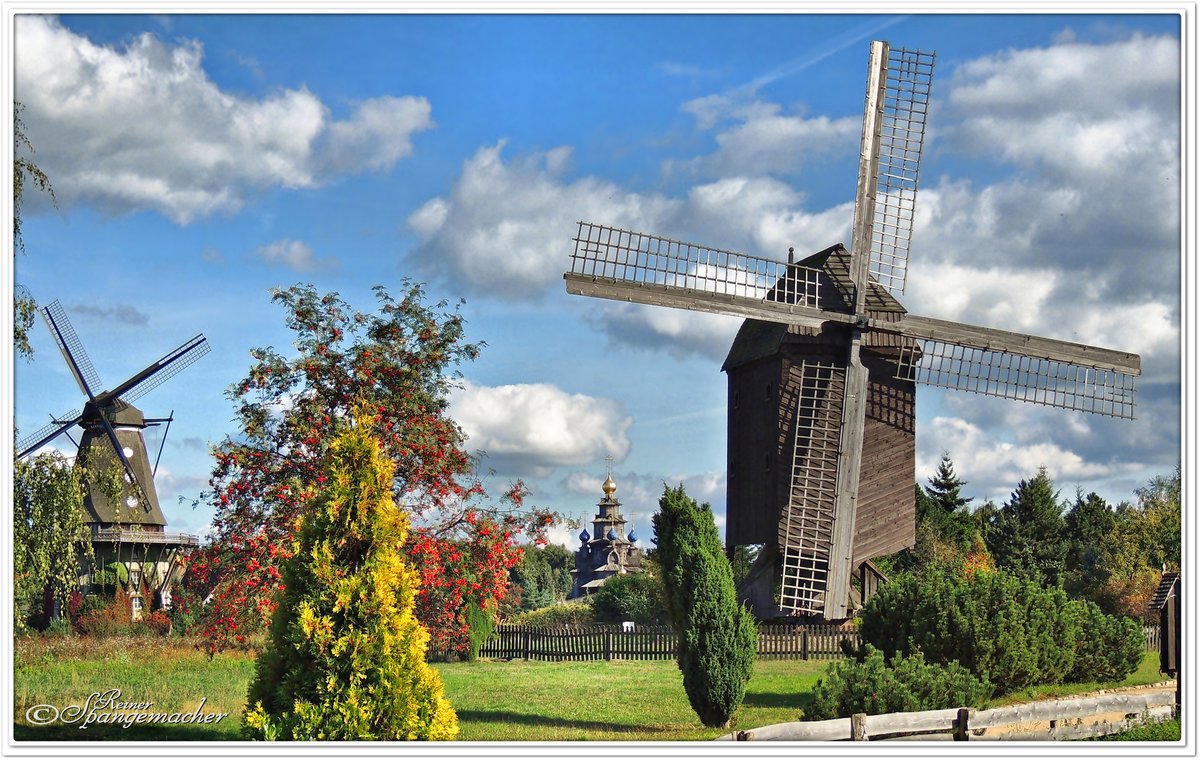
[14,101,55,359]
[1063,490,1116,600]
[506,543,573,614]
[922,453,974,550]
[653,484,756,729]
[198,283,554,656]
[986,468,1068,587]
[13,453,93,632]
[590,572,664,625]
[243,410,458,740]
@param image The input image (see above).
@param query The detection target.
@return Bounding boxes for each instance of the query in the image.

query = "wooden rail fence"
[481,623,858,662]
[720,685,1177,741]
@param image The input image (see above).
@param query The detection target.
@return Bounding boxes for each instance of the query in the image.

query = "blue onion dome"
[579,527,590,544]
[607,528,618,541]
[628,528,638,543]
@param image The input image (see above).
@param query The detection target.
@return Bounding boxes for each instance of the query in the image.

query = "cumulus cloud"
[14,16,433,223]
[678,96,860,177]
[916,415,1145,504]
[448,380,633,478]
[251,238,338,273]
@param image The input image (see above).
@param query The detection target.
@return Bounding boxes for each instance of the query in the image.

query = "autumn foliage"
[195,283,553,657]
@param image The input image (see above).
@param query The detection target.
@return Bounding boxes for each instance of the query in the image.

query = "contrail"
[745,15,910,94]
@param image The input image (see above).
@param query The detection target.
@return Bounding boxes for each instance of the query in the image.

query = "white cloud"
[407,141,680,299]
[680,96,859,177]
[14,16,433,223]
[449,380,633,477]
[916,415,1145,504]
[251,238,337,273]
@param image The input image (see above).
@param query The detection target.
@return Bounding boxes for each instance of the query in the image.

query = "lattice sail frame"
[778,360,843,615]
[895,339,1137,419]
[868,46,935,296]
[570,222,822,307]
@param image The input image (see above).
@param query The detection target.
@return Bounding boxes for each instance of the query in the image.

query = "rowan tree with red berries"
[193,282,555,656]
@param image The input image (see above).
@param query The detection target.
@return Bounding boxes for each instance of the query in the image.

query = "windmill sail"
[112,335,210,404]
[864,45,935,296]
[41,300,104,397]
[566,222,836,329]
[778,360,844,614]
[888,314,1139,419]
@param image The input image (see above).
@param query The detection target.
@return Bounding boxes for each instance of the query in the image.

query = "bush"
[590,572,664,625]
[143,610,172,637]
[859,568,1080,694]
[1067,600,1143,683]
[808,645,991,719]
[243,414,457,740]
[505,600,594,626]
[654,484,756,729]
[76,589,135,637]
[463,602,496,662]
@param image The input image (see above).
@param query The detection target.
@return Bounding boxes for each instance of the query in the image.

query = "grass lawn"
[11,635,1169,743]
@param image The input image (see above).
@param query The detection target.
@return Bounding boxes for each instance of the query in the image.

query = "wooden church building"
[569,463,644,597]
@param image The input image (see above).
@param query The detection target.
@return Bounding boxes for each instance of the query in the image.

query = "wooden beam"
[889,313,1141,374]
[824,337,867,620]
[848,40,889,314]
[563,273,850,330]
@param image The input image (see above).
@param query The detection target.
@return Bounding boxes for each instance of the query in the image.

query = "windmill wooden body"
[563,41,1141,620]
[17,300,209,616]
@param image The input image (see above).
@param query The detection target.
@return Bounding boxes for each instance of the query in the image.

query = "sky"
[7,8,1187,550]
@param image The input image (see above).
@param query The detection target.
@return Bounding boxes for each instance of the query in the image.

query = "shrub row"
[858,568,1143,695]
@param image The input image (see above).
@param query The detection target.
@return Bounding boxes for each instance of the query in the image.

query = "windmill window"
[131,596,144,612]
[129,569,142,589]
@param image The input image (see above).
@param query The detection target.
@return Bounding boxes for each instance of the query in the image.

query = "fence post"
[605,630,613,661]
[523,629,531,660]
[953,708,971,741]
[801,628,809,661]
[850,712,867,741]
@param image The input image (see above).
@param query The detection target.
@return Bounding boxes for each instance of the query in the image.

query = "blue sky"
[9,10,1185,547]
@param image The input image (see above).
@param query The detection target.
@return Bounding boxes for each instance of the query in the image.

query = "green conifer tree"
[653,484,755,729]
[987,468,1068,587]
[243,410,457,740]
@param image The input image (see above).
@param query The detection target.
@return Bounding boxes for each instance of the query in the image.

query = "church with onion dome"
[568,458,644,598]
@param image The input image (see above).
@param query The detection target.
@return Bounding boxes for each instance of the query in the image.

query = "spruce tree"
[922,453,974,550]
[243,410,458,740]
[987,468,1068,587]
[653,484,756,728]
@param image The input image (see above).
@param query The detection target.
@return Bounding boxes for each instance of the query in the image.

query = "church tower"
[568,458,644,597]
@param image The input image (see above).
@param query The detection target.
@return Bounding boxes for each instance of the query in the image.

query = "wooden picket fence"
[480,623,858,662]
[1144,624,1161,652]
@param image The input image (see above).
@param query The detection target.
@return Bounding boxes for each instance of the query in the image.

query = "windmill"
[562,41,1140,620]
[16,299,209,612]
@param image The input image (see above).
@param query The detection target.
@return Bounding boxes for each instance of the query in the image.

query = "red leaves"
[196,283,546,657]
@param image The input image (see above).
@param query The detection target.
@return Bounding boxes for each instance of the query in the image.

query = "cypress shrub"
[653,485,756,728]
[808,645,991,719]
[243,413,457,740]
[1067,599,1144,683]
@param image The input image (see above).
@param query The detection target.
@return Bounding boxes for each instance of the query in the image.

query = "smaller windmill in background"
[17,300,209,616]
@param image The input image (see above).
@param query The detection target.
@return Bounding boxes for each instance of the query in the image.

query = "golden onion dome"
[602,474,617,497]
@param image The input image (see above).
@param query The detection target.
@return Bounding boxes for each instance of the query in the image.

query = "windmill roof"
[722,244,909,372]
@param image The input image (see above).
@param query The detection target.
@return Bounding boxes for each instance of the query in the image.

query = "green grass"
[990,652,1167,707]
[11,636,1171,743]
[432,658,827,741]
[1091,718,1181,741]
